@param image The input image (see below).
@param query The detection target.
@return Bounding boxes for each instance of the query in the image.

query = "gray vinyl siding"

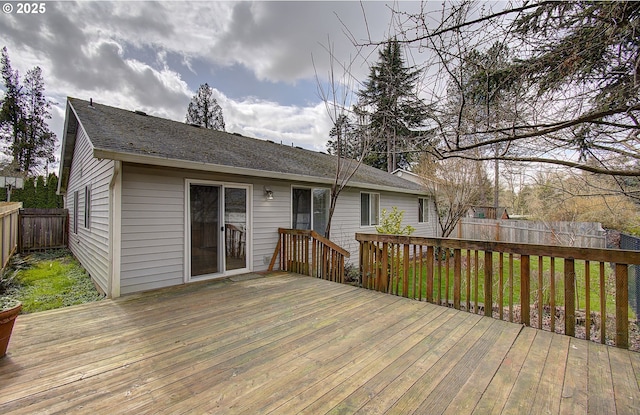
[65,127,113,293]
[118,165,290,292]
[120,165,185,294]
[115,164,434,294]
[327,188,438,266]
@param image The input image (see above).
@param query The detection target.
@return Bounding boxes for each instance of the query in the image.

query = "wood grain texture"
[1,271,638,414]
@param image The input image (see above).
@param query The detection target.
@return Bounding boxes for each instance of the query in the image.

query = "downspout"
[108,161,122,298]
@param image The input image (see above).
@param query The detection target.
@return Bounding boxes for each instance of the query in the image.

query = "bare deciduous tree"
[415,155,483,237]
[349,1,640,182]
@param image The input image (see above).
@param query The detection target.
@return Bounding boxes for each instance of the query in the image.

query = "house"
[58,97,437,297]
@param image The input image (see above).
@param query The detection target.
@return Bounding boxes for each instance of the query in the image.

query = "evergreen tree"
[185,83,225,131]
[326,114,361,159]
[18,177,36,208]
[0,47,24,163]
[46,173,62,208]
[356,39,429,172]
[0,47,56,174]
[20,67,56,174]
[35,175,47,208]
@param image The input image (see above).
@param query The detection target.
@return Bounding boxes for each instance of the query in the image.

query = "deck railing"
[269,228,350,283]
[356,233,640,349]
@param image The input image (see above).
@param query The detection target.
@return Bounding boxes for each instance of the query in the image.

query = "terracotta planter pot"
[0,302,22,358]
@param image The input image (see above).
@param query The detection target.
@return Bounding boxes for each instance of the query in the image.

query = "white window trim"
[84,185,91,229]
[291,186,330,233]
[360,192,380,227]
[419,197,430,223]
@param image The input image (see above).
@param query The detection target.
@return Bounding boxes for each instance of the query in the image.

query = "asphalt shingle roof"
[67,97,425,193]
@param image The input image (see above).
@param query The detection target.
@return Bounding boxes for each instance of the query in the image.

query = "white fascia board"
[93,148,428,196]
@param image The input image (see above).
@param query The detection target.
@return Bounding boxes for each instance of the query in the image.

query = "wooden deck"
[1,272,639,414]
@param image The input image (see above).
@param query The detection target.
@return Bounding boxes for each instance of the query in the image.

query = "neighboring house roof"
[59,97,426,195]
[391,169,421,184]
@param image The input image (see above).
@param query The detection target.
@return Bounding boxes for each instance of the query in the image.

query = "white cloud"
[1,1,430,164]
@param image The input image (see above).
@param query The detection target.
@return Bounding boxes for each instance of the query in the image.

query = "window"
[360,192,379,227]
[312,188,330,235]
[419,197,429,223]
[84,186,91,229]
[73,191,79,234]
[292,187,330,234]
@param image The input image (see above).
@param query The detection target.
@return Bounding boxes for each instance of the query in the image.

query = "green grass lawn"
[2,249,105,313]
[388,251,627,317]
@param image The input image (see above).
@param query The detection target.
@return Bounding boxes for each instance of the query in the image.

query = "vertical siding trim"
[109,161,122,298]
[183,179,190,284]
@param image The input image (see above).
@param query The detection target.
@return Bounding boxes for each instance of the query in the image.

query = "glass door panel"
[190,184,220,277]
[224,187,247,271]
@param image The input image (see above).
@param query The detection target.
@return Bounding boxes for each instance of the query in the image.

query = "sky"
[0,0,438,163]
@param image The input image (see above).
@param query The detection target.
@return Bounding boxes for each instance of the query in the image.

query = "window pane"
[371,193,379,225]
[419,198,424,223]
[84,186,91,229]
[361,193,369,226]
[292,188,311,230]
[313,189,329,235]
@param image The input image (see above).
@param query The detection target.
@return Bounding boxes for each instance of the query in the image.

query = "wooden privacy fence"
[0,202,21,271]
[356,233,640,349]
[19,208,68,253]
[269,228,350,283]
[455,218,606,248]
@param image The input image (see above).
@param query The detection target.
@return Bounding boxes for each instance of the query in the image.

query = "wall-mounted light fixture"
[264,186,274,200]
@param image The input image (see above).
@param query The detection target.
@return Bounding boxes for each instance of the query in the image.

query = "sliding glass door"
[188,182,250,279]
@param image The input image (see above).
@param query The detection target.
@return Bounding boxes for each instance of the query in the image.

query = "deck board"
[1,272,638,414]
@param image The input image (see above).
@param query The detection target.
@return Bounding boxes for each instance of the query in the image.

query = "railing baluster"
[403,244,410,298]
[585,260,591,340]
[445,248,451,306]
[538,256,543,329]
[499,252,504,320]
[426,246,434,303]
[600,261,606,344]
[551,257,556,332]
[454,248,461,310]
[484,251,493,317]
[436,248,442,305]
[521,255,530,326]
[509,253,514,322]
[474,250,479,314]
[616,263,629,348]
[381,242,389,293]
[418,245,424,301]
[412,245,417,300]
[465,249,471,312]
[565,258,576,337]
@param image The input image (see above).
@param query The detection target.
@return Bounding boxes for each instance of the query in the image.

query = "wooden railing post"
[564,258,576,337]
[381,242,389,293]
[521,255,530,326]
[426,246,434,303]
[454,249,461,310]
[403,244,410,297]
[484,251,493,317]
[616,264,629,348]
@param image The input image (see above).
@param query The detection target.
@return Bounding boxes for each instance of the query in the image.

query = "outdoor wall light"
[264,186,274,200]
